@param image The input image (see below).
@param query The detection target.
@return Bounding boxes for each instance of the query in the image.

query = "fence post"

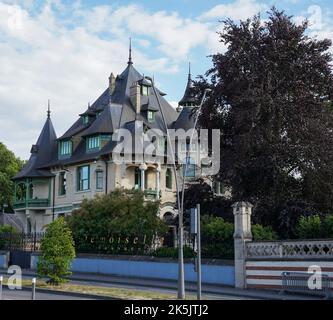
[31,277,36,300]
[0,276,3,300]
[232,201,253,289]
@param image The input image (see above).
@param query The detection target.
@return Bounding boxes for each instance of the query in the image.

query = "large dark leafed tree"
[196,8,333,238]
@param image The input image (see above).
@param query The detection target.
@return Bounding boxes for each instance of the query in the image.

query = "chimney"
[130,81,141,114]
[109,72,116,95]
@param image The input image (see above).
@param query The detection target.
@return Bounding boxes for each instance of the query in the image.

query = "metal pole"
[196,203,201,300]
[0,276,3,300]
[31,277,36,300]
[145,76,185,299]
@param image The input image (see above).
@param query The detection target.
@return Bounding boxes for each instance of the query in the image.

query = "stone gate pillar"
[232,201,253,289]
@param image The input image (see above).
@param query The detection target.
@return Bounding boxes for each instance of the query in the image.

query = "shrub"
[201,216,234,259]
[37,217,75,285]
[151,246,194,259]
[0,225,20,249]
[66,189,168,254]
[296,215,322,239]
[252,224,278,241]
[322,214,333,238]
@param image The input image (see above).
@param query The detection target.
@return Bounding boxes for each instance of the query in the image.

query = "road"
[3,271,320,300]
[1,287,94,300]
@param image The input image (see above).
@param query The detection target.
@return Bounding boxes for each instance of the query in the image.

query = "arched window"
[134,167,141,189]
[165,168,172,189]
[183,157,195,178]
[16,183,26,201]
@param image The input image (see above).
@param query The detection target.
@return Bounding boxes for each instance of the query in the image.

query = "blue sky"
[1,0,333,159]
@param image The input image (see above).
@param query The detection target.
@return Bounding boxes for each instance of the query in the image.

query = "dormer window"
[148,110,155,122]
[87,136,100,150]
[59,140,72,158]
[82,115,89,124]
[141,85,149,96]
[86,134,112,152]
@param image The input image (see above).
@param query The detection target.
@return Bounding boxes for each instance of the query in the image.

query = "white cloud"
[0,0,272,159]
[199,0,267,21]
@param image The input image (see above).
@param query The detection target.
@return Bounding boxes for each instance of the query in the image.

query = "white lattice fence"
[246,240,333,260]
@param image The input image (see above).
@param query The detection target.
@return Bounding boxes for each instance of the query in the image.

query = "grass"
[2,277,197,300]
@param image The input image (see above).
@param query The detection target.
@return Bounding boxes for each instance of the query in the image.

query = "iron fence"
[0,232,44,252]
[0,231,194,256]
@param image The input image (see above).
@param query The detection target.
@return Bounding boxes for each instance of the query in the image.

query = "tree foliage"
[0,142,23,211]
[197,8,333,237]
[37,217,75,285]
[66,189,168,254]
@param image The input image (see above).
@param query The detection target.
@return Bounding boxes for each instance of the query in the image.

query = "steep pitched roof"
[178,64,197,107]
[173,107,196,131]
[22,56,182,171]
[13,114,57,179]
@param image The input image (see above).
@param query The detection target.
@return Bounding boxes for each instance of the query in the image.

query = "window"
[141,85,149,96]
[183,157,196,178]
[181,142,197,152]
[166,168,172,189]
[82,115,89,124]
[96,171,104,190]
[16,183,26,201]
[134,167,141,190]
[213,181,224,195]
[148,111,155,122]
[87,136,100,150]
[59,172,67,196]
[59,140,72,156]
[77,165,90,191]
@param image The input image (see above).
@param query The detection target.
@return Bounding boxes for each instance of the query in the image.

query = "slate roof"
[178,65,197,107]
[13,114,57,179]
[15,57,195,178]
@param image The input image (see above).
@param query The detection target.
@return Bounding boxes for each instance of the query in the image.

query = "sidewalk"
[11,269,324,300]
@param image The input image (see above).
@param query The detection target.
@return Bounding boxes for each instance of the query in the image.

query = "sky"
[1,0,333,160]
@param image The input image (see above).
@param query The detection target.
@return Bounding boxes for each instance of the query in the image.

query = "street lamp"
[145,75,211,299]
[145,76,185,298]
[180,88,212,242]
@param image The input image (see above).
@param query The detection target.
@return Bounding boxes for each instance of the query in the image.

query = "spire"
[188,61,191,80]
[47,99,51,119]
[128,37,133,65]
[178,62,197,107]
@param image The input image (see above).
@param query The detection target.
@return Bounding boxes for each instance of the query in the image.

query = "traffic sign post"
[196,203,202,300]
[189,205,202,300]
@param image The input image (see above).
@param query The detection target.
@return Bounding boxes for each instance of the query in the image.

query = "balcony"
[144,189,160,201]
[13,198,50,209]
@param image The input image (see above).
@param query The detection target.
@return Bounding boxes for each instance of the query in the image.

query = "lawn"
[2,277,197,300]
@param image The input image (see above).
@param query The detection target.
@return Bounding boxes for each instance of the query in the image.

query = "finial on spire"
[188,62,191,80]
[128,37,133,65]
[47,99,51,119]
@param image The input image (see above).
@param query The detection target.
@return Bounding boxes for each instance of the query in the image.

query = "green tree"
[322,214,333,238]
[37,217,75,285]
[0,142,23,211]
[66,189,168,254]
[201,215,234,259]
[252,224,278,241]
[296,215,322,239]
[197,8,333,237]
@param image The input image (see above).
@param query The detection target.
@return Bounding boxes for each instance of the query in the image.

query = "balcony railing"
[13,198,50,209]
[144,189,160,201]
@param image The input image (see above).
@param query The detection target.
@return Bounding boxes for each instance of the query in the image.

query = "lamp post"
[145,76,185,298]
[145,75,210,299]
[179,88,211,244]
